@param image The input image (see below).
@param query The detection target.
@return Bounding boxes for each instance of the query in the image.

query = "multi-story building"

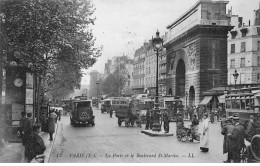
[121,63,134,96]
[110,55,133,74]
[228,7,260,87]
[158,34,168,96]
[89,70,99,99]
[144,41,156,96]
[103,59,112,79]
[132,45,146,94]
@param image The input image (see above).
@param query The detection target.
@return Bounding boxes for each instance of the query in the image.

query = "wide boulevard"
[49,108,226,163]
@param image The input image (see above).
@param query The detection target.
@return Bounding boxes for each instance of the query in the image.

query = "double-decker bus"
[225,87,260,123]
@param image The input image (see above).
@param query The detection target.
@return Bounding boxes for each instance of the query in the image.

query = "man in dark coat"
[228,114,245,163]
[245,115,255,142]
[27,124,46,162]
[145,109,151,130]
[190,114,200,142]
[109,104,113,118]
[221,117,234,163]
[18,112,27,145]
[24,113,34,158]
[163,111,169,133]
[176,113,184,135]
[48,110,57,141]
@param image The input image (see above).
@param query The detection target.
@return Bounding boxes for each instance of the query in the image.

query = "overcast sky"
[81,0,260,85]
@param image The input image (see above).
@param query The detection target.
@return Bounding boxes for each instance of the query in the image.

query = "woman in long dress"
[200,113,210,152]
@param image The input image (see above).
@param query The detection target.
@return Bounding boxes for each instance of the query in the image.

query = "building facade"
[144,41,156,96]
[103,59,112,79]
[164,0,232,107]
[228,8,260,87]
[89,70,99,99]
[132,46,146,94]
[158,34,168,96]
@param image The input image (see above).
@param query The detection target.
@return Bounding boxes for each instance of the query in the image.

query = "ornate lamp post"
[152,30,163,132]
[233,70,239,89]
[96,80,99,104]
[185,91,188,109]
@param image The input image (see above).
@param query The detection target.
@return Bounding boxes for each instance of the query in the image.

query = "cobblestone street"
[49,109,226,163]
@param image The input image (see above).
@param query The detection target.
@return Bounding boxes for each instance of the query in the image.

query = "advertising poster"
[26,89,34,104]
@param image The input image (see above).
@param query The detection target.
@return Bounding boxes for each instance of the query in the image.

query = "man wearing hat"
[18,112,27,145]
[176,113,184,135]
[228,114,245,163]
[221,116,234,163]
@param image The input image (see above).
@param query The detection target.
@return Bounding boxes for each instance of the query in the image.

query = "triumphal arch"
[164,0,233,106]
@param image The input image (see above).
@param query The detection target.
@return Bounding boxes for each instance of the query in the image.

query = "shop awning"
[199,96,212,105]
[252,90,260,94]
[256,92,260,97]
[218,95,225,103]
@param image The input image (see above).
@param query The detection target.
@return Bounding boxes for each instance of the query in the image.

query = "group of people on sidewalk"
[221,114,260,163]
[18,109,58,162]
[176,112,210,152]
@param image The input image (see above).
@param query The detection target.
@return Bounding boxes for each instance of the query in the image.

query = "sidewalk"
[0,123,58,163]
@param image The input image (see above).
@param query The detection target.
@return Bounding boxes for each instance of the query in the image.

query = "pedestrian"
[190,114,199,142]
[109,104,113,118]
[39,112,48,132]
[24,113,34,158]
[228,114,245,163]
[200,113,210,152]
[27,123,46,162]
[145,109,151,130]
[210,111,214,123]
[18,111,27,145]
[47,110,57,141]
[198,106,203,121]
[221,116,234,163]
[188,107,193,121]
[150,110,154,129]
[163,111,169,133]
[176,113,184,135]
[245,115,255,142]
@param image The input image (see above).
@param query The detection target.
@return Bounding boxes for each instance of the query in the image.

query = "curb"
[141,130,174,137]
[45,123,59,163]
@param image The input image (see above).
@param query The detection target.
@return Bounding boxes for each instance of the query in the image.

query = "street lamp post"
[96,80,99,106]
[233,70,239,89]
[152,30,163,132]
[185,91,188,109]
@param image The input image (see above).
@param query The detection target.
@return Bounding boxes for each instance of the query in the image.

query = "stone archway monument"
[165,0,233,106]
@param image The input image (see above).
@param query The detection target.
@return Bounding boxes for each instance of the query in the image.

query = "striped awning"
[199,96,212,105]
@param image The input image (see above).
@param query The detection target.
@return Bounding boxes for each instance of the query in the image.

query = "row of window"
[230,56,260,68]
[230,42,246,54]
[134,62,145,70]
[226,98,254,110]
[231,41,260,54]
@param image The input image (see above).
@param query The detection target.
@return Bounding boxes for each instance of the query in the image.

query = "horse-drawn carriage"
[115,99,142,127]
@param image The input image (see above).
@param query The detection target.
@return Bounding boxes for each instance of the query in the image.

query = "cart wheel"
[177,135,181,141]
[131,121,134,126]
[125,121,130,127]
[118,119,122,126]
[240,147,249,163]
[181,135,187,142]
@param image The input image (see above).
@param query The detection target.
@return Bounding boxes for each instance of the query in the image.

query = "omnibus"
[100,97,130,113]
[161,96,183,122]
[225,87,260,123]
